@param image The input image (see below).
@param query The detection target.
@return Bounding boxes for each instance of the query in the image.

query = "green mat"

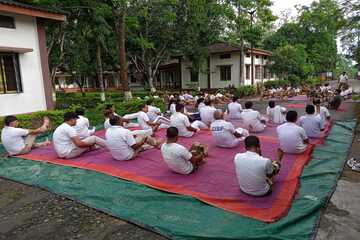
[0,120,356,240]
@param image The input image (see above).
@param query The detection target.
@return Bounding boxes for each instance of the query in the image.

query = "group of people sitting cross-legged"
[1,94,331,198]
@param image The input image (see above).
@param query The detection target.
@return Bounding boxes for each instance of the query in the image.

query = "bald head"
[214,110,224,120]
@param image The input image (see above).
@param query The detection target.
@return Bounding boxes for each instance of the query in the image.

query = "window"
[220,54,231,59]
[246,53,250,58]
[190,69,198,82]
[255,55,259,59]
[264,56,267,60]
[263,67,268,79]
[245,65,250,80]
[255,66,261,80]
[0,53,22,94]
[220,65,231,81]
[0,15,15,29]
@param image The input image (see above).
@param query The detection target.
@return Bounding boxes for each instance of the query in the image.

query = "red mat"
[18,125,331,223]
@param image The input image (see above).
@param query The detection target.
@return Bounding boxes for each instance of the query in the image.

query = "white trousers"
[64,136,106,159]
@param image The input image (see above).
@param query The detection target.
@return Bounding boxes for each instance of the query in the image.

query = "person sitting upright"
[277,111,309,154]
[1,116,50,156]
[266,101,286,124]
[53,112,106,159]
[211,110,249,148]
[170,103,207,137]
[199,99,217,126]
[146,99,170,125]
[74,108,96,139]
[137,104,162,133]
[161,127,205,175]
[313,98,330,127]
[106,115,160,161]
[329,89,342,110]
[227,96,242,120]
[298,105,323,138]
[240,101,266,133]
[234,136,283,197]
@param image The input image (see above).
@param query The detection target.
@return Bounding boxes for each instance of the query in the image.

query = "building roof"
[0,0,66,21]
[208,42,272,56]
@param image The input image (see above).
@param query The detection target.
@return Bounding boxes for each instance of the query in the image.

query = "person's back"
[1,126,28,156]
[53,123,78,158]
[105,125,135,161]
[161,142,193,174]
[199,100,216,126]
[240,102,265,132]
[277,111,308,154]
[170,112,194,137]
[330,92,342,110]
[298,105,322,138]
[211,119,237,148]
[147,105,161,121]
[227,98,242,119]
[266,101,286,124]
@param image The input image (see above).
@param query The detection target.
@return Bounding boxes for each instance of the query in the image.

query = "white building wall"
[209,52,241,88]
[181,57,207,89]
[0,13,46,116]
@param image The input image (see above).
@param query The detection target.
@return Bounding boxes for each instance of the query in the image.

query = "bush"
[306,77,322,87]
[234,85,256,98]
[287,75,301,86]
[264,80,290,89]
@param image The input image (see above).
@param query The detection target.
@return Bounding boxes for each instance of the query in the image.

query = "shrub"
[306,77,322,87]
[264,80,290,89]
[234,85,256,98]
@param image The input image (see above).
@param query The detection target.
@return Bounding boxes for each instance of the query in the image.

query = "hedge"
[234,85,256,98]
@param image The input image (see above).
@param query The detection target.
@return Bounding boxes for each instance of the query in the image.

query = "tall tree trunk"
[115,8,132,100]
[148,65,156,92]
[96,41,106,102]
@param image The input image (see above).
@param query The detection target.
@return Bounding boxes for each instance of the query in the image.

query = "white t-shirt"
[104,119,111,130]
[315,106,330,126]
[277,122,308,154]
[210,120,240,148]
[234,151,273,196]
[198,102,205,111]
[161,143,193,174]
[1,126,29,155]
[137,111,151,130]
[53,123,78,158]
[339,74,348,83]
[169,103,176,115]
[105,126,136,161]
[170,112,194,137]
[227,102,242,119]
[240,109,265,132]
[147,105,161,122]
[74,115,91,139]
[266,105,286,124]
[298,115,322,138]
[199,105,216,126]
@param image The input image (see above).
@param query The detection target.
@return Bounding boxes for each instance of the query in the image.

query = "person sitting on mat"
[146,99,171,126]
[74,108,96,139]
[199,99,217,127]
[277,111,309,154]
[266,101,286,124]
[53,112,106,159]
[137,104,169,134]
[313,98,330,127]
[298,105,324,138]
[106,115,161,161]
[161,127,205,175]
[1,115,50,156]
[211,110,249,148]
[240,101,266,133]
[226,96,243,120]
[170,103,207,137]
[104,109,115,130]
[329,89,342,110]
[234,136,284,197]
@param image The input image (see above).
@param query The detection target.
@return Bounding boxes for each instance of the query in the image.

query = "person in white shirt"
[227,97,242,120]
[146,99,170,126]
[338,71,348,89]
[240,101,266,133]
[210,111,249,148]
[196,98,206,112]
[161,127,205,174]
[74,108,96,139]
[53,112,106,159]
[277,111,309,154]
[168,99,177,115]
[298,105,324,138]
[105,115,160,161]
[199,100,217,126]
[234,136,283,197]
[137,104,165,133]
[170,104,207,137]
[313,99,330,127]
[1,115,50,156]
[266,101,286,124]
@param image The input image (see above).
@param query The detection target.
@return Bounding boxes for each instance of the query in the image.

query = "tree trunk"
[239,43,245,85]
[148,65,156,92]
[116,8,132,100]
[96,41,106,102]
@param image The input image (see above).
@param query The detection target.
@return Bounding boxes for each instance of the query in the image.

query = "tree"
[269,44,313,82]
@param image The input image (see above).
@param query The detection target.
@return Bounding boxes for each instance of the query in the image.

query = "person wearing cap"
[105,115,161,161]
[1,115,50,156]
[53,112,106,159]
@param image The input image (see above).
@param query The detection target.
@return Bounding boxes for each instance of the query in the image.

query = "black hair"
[176,103,184,112]
[146,99,153,105]
[166,127,179,138]
[109,115,121,126]
[4,115,17,126]
[64,112,79,121]
[232,96,238,102]
[268,101,275,108]
[105,104,114,110]
[139,104,147,111]
[306,105,315,114]
[313,98,321,105]
[204,99,212,106]
[75,108,85,116]
[244,101,253,109]
[286,111,298,122]
[244,136,260,149]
